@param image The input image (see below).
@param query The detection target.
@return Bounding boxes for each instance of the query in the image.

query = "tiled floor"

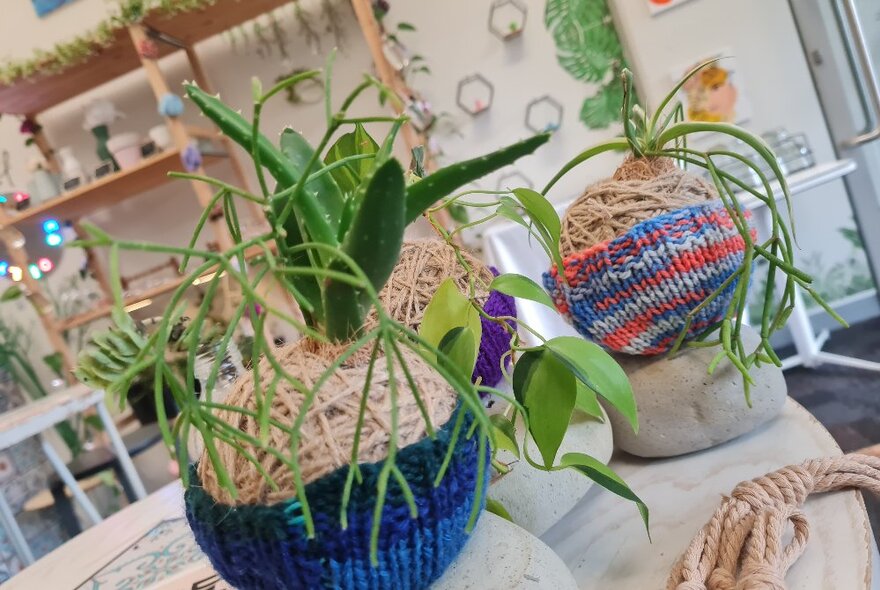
[783,316,880,546]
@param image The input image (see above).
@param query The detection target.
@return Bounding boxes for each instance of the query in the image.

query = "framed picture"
[647,0,695,16]
[673,52,752,125]
[31,0,77,18]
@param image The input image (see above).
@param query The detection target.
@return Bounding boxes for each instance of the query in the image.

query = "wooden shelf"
[0,0,290,115]
[57,242,274,330]
[1,149,222,226]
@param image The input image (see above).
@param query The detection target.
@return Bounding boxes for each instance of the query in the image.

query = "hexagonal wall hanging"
[489,0,527,41]
[456,74,494,116]
[525,95,564,133]
[495,169,533,191]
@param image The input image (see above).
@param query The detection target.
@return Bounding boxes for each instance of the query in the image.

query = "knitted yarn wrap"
[198,338,457,505]
[668,454,880,590]
[187,407,488,590]
[544,201,751,355]
[370,240,516,387]
[560,156,718,255]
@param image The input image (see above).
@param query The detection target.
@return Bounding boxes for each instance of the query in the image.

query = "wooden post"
[129,24,234,252]
[73,222,113,303]
[29,119,60,174]
[0,226,75,375]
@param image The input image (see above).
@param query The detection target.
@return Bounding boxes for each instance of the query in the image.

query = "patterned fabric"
[186,408,487,590]
[544,201,752,355]
[474,268,517,388]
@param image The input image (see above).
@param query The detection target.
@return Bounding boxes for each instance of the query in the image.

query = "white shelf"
[736,159,857,209]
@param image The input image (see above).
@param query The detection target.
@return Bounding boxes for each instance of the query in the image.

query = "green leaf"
[511,188,564,271]
[512,348,576,467]
[438,326,478,379]
[397,21,417,31]
[580,80,624,130]
[323,159,407,340]
[405,134,551,224]
[490,414,519,458]
[485,497,514,522]
[490,273,554,310]
[575,382,605,421]
[560,452,649,533]
[420,278,482,365]
[279,129,344,231]
[42,353,64,379]
[323,124,380,195]
[1,285,22,302]
[545,336,637,433]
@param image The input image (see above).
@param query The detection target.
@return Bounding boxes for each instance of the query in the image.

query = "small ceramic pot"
[107,132,144,169]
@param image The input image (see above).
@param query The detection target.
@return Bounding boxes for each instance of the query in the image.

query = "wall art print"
[31,0,78,18]
[673,52,752,124]
[647,0,695,16]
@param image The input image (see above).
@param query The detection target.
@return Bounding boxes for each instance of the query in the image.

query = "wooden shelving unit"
[0,0,431,378]
[2,149,224,225]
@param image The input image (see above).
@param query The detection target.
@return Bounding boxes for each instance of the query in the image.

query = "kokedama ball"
[374,240,516,388]
[185,338,487,590]
[544,157,752,355]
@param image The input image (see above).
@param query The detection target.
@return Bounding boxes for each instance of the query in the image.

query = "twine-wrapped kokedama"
[544,157,753,355]
[186,338,486,589]
[373,240,516,387]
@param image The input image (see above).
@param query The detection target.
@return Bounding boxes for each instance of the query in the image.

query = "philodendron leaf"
[490,273,555,309]
[545,336,638,433]
[489,414,519,458]
[324,124,379,195]
[420,278,482,366]
[323,158,406,340]
[438,326,478,380]
[512,348,577,468]
[575,382,605,421]
[404,133,551,224]
[560,452,650,534]
[486,497,514,522]
[511,188,564,271]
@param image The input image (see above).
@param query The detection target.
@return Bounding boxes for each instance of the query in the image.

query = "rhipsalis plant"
[541,61,846,402]
[74,56,648,570]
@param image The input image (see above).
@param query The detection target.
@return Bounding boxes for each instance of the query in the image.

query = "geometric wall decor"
[456,74,494,116]
[525,95,564,133]
[488,0,527,41]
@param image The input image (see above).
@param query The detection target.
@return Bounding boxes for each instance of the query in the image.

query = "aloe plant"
[74,58,648,561]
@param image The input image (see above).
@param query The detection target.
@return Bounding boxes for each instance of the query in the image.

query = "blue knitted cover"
[543,201,753,355]
[185,408,487,590]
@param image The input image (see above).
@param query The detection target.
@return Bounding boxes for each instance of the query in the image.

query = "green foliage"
[560,452,649,531]
[490,273,555,310]
[74,313,149,400]
[513,349,576,467]
[420,278,482,373]
[485,497,514,522]
[544,0,627,129]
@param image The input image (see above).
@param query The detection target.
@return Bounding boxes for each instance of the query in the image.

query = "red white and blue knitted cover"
[543,201,752,355]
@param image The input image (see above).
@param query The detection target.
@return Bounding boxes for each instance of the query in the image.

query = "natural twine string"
[366,240,494,330]
[199,338,457,505]
[668,454,880,590]
[559,156,719,255]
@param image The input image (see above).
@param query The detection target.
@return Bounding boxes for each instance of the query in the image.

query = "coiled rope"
[668,454,880,590]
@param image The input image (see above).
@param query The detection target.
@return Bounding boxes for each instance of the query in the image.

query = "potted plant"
[74,62,647,589]
[539,62,844,455]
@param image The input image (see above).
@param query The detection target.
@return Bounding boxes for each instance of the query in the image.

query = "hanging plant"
[74,60,647,589]
[540,62,846,402]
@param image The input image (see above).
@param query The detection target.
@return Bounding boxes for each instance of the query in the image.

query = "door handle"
[841,0,880,147]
